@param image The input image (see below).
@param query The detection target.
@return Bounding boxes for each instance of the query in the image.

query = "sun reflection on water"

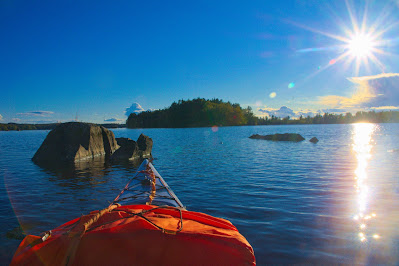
[352,123,378,242]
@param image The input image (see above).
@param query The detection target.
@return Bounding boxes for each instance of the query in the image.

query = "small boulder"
[309,137,319,143]
[111,134,153,161]
[137,133,153,158]
[111,138,139,161]
[249,133,305,142]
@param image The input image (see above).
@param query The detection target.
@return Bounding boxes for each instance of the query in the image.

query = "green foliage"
[127,98,257,128]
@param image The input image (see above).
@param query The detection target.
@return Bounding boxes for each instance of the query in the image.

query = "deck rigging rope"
[140,163,156,205]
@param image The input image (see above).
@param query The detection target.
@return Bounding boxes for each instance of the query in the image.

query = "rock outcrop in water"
[110,134,153,161]
[32,122,152,166]
[309,137,319,143]
[249,133,305,142]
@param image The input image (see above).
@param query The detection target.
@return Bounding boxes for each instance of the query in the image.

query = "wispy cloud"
[0,114,3,121]
[125,103,145,117]
[318,73,399,109]
[104,118,124,122]
[17,111,54,117]
[11,118,58,124]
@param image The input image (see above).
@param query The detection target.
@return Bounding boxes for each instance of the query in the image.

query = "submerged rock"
[249,133,305,142]
[309,137,319,143]
[32,122,119,165]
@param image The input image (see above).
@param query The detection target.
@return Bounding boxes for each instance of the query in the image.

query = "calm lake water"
[1,124,399,265]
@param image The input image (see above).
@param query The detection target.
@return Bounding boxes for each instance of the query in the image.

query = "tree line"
[0,123,58,131]
[257,110,399,125]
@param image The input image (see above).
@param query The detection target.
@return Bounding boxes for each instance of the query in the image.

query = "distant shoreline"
[3,120,399,132]
[0,123,126,131]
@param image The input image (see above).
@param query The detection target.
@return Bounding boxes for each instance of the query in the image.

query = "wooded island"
[126,98,399,128]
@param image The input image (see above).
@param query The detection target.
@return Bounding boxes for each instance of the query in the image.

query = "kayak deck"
[111,159,184,209]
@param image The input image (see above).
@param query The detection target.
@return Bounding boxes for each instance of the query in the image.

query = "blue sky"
[1,0,399,123]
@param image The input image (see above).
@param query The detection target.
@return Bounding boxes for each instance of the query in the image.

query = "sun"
[347,34,375,58]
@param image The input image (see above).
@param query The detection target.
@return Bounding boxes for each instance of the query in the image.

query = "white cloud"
[29,120,58,124]
[297,109,317,117]
[104,118,124,122]
[125,103,145,117]
[319,73,399,109]
[0,114,2,121]
[258,106,318,118]
[17,111,54,117]
[258,106,296,118]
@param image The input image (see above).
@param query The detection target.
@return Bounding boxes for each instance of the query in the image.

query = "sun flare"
[293,1,398,76]
[347,34,375,58]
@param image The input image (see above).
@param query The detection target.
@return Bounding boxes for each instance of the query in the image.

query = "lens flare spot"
[288,83,295,89]
[373,234,380,239]
[269,92,277,98]
[329,59,336,65]
[211,126,219,132]
[360,224,366,229]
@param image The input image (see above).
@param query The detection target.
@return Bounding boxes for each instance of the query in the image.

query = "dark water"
[1,124,399,265]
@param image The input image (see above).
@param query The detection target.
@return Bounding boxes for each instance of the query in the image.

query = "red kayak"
[11,159,255,265]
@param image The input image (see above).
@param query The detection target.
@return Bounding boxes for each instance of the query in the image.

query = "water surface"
[1,124,399,265]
